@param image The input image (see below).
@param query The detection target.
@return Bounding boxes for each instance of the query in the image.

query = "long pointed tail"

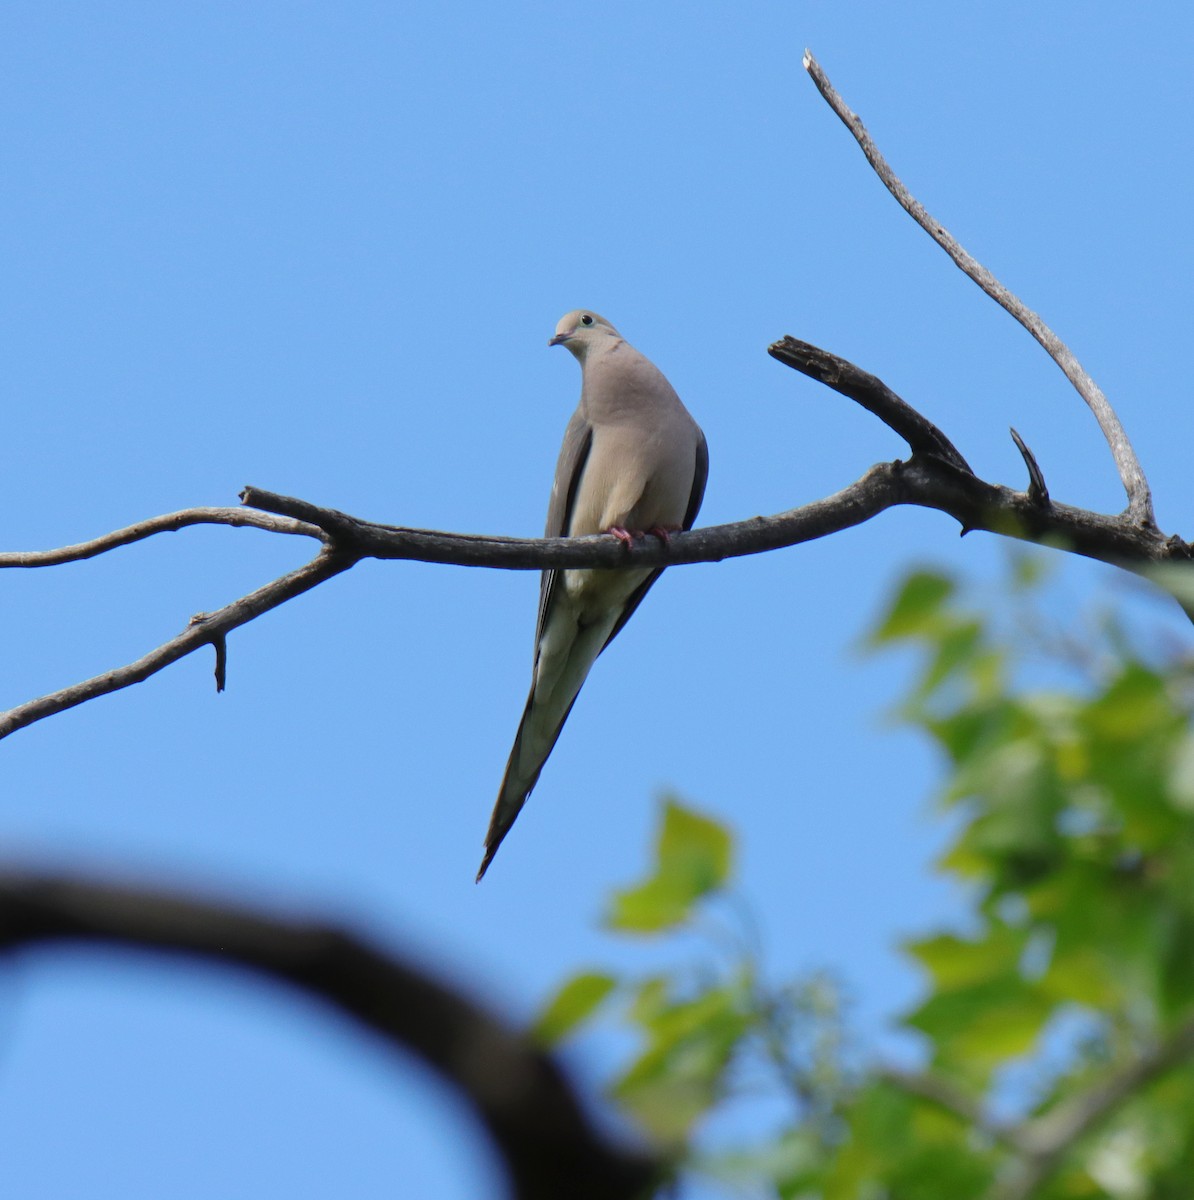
[478,594,629,881]
[476,686,580,882]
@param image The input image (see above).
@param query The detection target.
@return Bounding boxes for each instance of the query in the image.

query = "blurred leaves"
[532,971,617,1044]
[611,975,753,1141]
[607,797,733,933]
[537,795,849,1164]
[541,561,1194,1197]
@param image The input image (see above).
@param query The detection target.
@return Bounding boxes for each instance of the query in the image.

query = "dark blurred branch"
[802,48,1156,528]
[0,871,658,1200]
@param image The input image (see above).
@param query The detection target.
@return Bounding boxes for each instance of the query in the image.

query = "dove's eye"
[580,314,594,326]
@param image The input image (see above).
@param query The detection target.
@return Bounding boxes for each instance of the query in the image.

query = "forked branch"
[1,339,1187,744]
[802,48,1156,528]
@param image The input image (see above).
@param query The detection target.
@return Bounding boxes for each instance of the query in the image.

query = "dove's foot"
[608,525,680,549]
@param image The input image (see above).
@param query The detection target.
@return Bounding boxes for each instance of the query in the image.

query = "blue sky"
[1,2,1192,1196]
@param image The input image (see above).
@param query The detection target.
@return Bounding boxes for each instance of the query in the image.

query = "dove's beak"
[548,332,572,347]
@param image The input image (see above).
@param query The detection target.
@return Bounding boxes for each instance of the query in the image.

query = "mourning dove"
[477,310,708,880]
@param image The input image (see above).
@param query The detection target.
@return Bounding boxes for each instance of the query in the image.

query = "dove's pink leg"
[608,525,681,548]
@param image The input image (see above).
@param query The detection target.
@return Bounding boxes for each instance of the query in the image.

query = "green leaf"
[1083,663,1172,744]
[905,926,1026,992]
[531,971,617,1045]
[1009,546,1052,592]
[917,619,983,696]
[869,569,956,644]
[905,976,1053,1075]
[655,797,732,888]
[629,975,669,1023]
[925,699,1016,768]
[607,798,733,932]
[1039,942,1118,1008]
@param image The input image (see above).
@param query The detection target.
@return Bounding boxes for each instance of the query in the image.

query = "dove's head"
[549,310,620,360]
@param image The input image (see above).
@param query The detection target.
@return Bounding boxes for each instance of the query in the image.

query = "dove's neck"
[580,340,681,424]
[568,334,624,366]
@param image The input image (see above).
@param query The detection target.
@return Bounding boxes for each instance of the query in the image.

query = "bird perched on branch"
[477,310,708,881]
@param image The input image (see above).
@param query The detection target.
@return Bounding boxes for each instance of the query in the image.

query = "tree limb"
[988,1014,1194,1200]
[1,342,1188,743]
[0,545,358,739]
[767,338,972,473]
[801,49,1156,528]
[0,871,657,1200]
[0,507,321,568]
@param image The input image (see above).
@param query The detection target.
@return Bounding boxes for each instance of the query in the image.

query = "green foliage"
[607,796,734,934]
[532,971,618,1044]
[539,561,1194,1198]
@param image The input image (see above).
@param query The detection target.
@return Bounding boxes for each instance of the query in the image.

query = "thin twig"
[0,871,658,1200]
[0,546,358,739]
[0,507,321,568]
[802,49,1155,528]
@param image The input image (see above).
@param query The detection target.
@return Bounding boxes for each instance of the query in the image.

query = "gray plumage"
[477,310,708,881]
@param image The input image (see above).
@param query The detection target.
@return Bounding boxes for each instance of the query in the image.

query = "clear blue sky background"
[2,2,1192,1196]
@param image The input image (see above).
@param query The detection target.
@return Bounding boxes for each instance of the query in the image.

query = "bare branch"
[2,341,1187,744]
[0,871,658,1200]
[240,482,901,570]
[0,507,321,569]
[242,460,1189,579]
[988,1014,1194,1200]
[801,49,1156,528]
[0,546,358,740]
[767,337,972,471]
